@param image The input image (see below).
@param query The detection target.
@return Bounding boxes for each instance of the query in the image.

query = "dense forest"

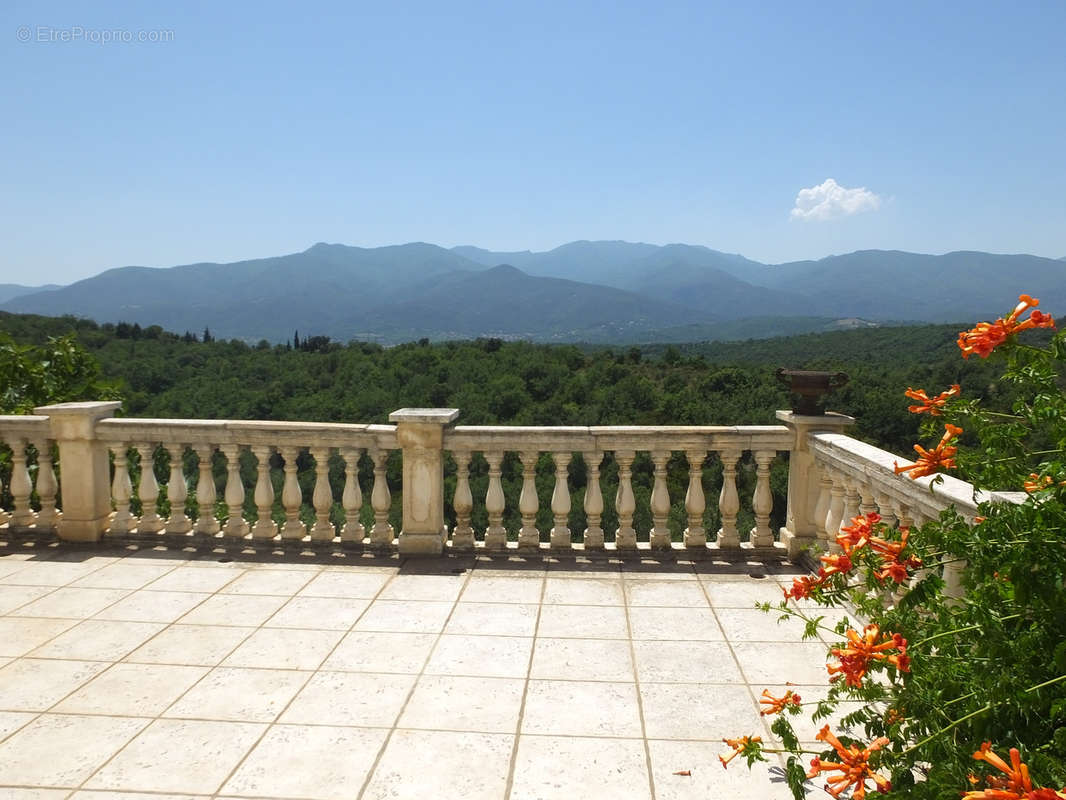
[0,311,1007,544]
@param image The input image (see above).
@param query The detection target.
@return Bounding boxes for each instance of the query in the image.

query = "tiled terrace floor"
[0,542,846,800]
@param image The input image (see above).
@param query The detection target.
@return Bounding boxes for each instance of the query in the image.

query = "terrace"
[0,401,1008,799]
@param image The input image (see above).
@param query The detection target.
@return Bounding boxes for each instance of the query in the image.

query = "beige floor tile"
[221,627,344,670]
[530,638,635,682]
[93,590,209,623]
[472,557,547,578]
[218,569,315,596]
[1,562,108,587]
[0,788,72,799]
[176,594,287,626]
[222,724,387,800]
[536,604,629,639]
[460,575,543,604]
[124,624,254,666]
[544,559,622,579]
[264,596,370,630]
[145,566,244,593]
[627,608,724,641]
[0,710,36,741]
[445,602,537,637]
[9,587,131,619]
[84,718,266,794]
[714,608,813,642]
[353,599,455,633]
[362,729,513,800]
[647,738,795,800]
[0,584,56,615]
[399,675,524,733]
[71,793,202,800]
[522,680,642,738]
[623,561,698,580]
[163,666,310,722]
[54,663,208,716]
[705,578,794,607]
[631,640,742,683]
[323,631,439,673]
[640,683,762,739]
[280,671,414,727]
[298,571,391,598]
[0,659,108,711]
[543,577,624,605]
[625,580,709,607]
[29,620,165,662]
[70,563,178,590]
[0,560,33,581]
[0,713,148,788]
[425,634,533,678]
[379,573,467,601]
[731,642,832,685]
[509,734,651,800]
[0,617,78,657]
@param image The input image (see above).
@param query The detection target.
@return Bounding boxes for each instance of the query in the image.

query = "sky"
[2,0,1064,285]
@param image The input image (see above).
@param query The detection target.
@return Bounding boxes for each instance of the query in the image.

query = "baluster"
[875,492,897,528]
[8,438,35,529]
[370,448,393,547]
[109,443,137,534]
[194,445,220,535]
[340,447,364,543]
[684,450,706,548]
[750,450,775,547]
[858,486,878,517]
[0,466,7,527]
[310,446,335,541]
[649,450,672,549]
[221,444,249,538]
[716,449,741,549]
[451,450,474,550]
[813,466,833,549]
[614,450,637,550]
[518,450,541,550]
[32,438,60,531]
[484,451,506,550]
[582,451,605,550]
[136,443,164,533]
[280,447,306,540]
[841,478,860,533]
[824,470,846,552]
[549,452,572,550]
[164,445,192,534]
[251,446,278,539]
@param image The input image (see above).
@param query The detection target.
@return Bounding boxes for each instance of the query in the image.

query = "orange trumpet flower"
[827,625,910,687]
[904,384,961,415]
[759,689,801,716]
[807,725,891,798]
[958,294,1055,360]
[964,742,1066,798]
[894,424,962,479]
[718,735,761,769]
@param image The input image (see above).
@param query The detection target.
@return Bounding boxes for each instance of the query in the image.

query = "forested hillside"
[1,310,1013,545]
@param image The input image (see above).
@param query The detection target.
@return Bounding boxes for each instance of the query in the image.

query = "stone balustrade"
[0,402,1019,561]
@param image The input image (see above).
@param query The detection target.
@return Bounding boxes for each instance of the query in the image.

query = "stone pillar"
[775,410,855,558]
[389,408,460,556]
[34,401,122,543]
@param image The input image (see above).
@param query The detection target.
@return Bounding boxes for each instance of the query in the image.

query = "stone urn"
[775,369,849,415]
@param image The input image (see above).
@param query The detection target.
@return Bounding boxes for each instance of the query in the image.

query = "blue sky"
[2,0,1064,284]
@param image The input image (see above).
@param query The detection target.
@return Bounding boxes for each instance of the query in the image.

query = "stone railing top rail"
[809,431,1022,523]
[0,415,51,443]
[93,418,398,450]
[444,424,793,453]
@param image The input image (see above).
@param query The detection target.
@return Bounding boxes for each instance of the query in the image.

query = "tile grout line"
[68,558,327,796]
[353,559,477,800]
[695,569,786,767]
[207,558,400,799]
[501,564,546,800]
[621,564,660,800]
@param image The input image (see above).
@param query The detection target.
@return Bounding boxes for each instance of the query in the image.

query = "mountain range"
[3,242,1064,343]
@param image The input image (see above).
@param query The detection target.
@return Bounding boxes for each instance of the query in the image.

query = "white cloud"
[790,178,882,222]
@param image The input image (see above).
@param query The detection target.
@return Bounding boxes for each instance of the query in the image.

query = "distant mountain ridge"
[4,241,1063,343]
